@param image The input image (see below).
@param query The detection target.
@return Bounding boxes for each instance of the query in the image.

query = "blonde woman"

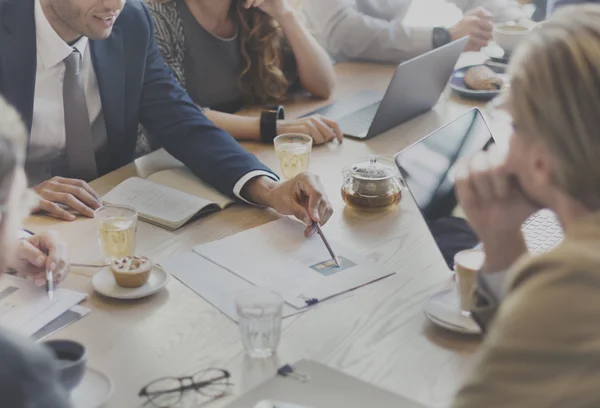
[0,97,71,407]
[146,0,342,145]
[452,5,600,406]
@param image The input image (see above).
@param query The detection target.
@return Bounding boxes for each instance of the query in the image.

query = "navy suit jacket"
[0,0,273,198]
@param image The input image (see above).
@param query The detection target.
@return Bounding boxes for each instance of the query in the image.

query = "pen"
[46,269,54,301]
[313,222,340,268]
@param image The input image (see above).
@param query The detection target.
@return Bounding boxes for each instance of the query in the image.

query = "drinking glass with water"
[274,134,312,180]
[236,287,283,359]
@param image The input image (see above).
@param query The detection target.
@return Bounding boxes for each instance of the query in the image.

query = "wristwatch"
[432,27,452,49]
[260,105,285,144]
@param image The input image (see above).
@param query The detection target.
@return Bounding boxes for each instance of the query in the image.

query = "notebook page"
[147,167,233,208]
[102,177,209,226]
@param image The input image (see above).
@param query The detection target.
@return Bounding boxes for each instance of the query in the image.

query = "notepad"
[102,167,234,230]
[0,275,88,337]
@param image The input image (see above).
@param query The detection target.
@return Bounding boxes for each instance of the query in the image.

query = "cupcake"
[110,256,152,288]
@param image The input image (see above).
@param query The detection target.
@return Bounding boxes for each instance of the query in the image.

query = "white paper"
[160,252,300,323]
[147,167,232,208]
[0,275,88,337]
[102,177,210,226]
[32,305,91,341]
[194,219,395,309]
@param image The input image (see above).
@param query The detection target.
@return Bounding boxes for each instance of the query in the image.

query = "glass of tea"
[95,205,138,261]
[274,134,313,180]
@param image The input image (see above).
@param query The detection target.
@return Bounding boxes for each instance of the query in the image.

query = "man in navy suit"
[0,0,332,235]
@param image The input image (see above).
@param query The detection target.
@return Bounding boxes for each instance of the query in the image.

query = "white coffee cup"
[454,249,485,316]
[493,23,531,55]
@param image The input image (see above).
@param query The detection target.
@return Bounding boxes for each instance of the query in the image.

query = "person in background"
[300,0,532,64]
[547,0,600,13]
[451,5,600,406]
[0,96,72,408]
[0,0,333,237]
[146,0,342,146]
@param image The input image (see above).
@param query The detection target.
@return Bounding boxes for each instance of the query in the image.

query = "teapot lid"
[349,156,396,181]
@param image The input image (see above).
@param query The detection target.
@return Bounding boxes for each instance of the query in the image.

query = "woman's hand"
[454,146,540,272]
[10,231,70,287]
[277,115,343,145]
[244,0,294,21]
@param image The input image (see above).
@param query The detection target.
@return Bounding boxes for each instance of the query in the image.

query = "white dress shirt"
[300,0,528,63]
[28,0,105,186]
[29,0,274,201]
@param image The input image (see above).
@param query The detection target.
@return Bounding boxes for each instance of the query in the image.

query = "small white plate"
[71,366,114,408]
[92,266,169,300]
[424,289,481,335]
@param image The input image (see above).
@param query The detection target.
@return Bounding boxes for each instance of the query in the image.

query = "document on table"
[194,218,395,309]
[31,305,91,341]
[0,274,88,337]
[160,252,301,322]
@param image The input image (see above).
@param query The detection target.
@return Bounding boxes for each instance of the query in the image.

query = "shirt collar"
[34,0,89,69]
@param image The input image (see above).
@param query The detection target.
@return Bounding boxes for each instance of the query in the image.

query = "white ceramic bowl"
[493,23,531,55]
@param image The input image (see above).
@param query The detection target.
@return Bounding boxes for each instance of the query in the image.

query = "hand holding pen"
[9,231,70,291]
[313,222,340,268]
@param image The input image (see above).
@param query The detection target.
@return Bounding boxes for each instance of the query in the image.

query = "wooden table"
[25,53,512,408]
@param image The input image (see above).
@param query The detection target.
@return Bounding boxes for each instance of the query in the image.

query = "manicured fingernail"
[50,262,57,271]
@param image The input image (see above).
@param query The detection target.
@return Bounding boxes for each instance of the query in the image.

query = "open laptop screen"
[394,108,494,266]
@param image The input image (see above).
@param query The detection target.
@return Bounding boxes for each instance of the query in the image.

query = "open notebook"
[102,167,234,230]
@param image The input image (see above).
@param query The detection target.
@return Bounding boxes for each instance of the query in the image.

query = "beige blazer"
[453,211,600,407]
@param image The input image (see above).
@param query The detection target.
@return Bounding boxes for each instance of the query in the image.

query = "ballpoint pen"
[313,222,340,268]
[46,269,54,301]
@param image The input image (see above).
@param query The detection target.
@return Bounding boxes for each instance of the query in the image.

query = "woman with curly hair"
[146,0,342,145]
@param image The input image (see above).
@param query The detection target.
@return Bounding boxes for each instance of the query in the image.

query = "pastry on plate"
[110,256,152,288]
[464,66,504,91]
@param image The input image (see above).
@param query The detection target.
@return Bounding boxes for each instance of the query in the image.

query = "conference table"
[25,52,512,408]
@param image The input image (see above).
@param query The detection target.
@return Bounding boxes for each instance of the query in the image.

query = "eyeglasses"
[139,368,232,407]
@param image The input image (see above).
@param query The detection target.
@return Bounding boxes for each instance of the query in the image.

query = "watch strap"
[260,105,285,144]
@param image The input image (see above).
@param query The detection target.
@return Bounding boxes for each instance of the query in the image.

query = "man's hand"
[243,173,334,237]
[277,115,343,145]
[10,231,70,287]
[32,177,102,221]
[450,7,494,52]
[454,147,539,272]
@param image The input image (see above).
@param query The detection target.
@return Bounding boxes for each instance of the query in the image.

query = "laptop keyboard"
[522,210,564,253]
[338,103,380,137]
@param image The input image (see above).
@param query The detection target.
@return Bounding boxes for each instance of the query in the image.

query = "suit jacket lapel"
[90,27,126,166]
[0,0,37,133]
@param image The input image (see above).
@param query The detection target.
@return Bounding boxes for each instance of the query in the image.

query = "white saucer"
[71,366,114,408]
[92,265,169,300]
[424,289,481,335]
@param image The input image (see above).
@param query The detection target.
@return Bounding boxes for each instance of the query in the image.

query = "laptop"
[394,108,563,269]
[225,360,428,408]
[304,37,469,140]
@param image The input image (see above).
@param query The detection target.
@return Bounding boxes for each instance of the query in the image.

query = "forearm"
[204,110,261,142]
[278,10,336,99]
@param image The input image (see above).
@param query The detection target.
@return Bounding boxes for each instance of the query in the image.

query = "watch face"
[433,27,451,48]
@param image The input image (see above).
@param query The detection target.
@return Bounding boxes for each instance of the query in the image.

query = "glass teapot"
[341,156,403,210]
